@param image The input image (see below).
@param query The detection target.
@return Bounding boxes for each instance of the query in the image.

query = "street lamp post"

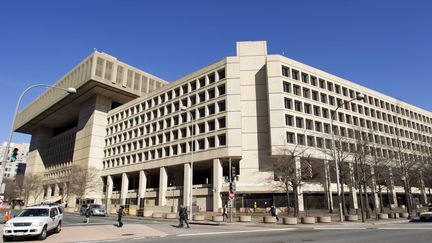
[0,84,77,192]
[181,106,195,221]
[330,93,365,222]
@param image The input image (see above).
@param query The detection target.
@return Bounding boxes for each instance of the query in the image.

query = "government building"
[16,41,432,214]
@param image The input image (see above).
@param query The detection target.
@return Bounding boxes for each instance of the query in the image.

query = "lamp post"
[0,84,77,192]
[180,106,195,221]
[330,93,365,222]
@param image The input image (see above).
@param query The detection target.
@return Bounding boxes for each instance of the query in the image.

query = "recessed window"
[282,66,290,77]
[287,132,295,143]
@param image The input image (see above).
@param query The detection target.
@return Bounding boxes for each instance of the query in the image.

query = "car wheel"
[55,221,62,233]
[3,236,12,242]
[38,225,48,240]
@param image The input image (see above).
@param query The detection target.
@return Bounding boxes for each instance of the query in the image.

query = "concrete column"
[120,173,129,206]
[323,160,333,212]
[294,157,304,211]
[419,171,428,205]
[106,175,113,211]
[348,163,358,210]
[370,166,380,210]
[47,185,52,198]
[213,158,223,212]
[138,170,147,208]
[183,163,191,207]
[53,184,60,197]
[159,167,168,206]
[388,168,398,207]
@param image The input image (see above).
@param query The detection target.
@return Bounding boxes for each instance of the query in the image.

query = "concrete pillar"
[47,185,53,198]
[106,175,113,212]
[120,173,129,206]
[183,163,191,207]
[138,170,147,208]
[388,168,398,207]
[54,184,60,197]
[294,157,304,211]
[323,160,333,212]
[419,171,428,205]
[348,163,358,210]
[370,166,380,210]
[159,167,168,206]
[213,158,223,212]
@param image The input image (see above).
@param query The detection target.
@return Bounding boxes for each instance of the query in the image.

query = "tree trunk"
[378,184,384,214]
[286,185,291,216]
[341,177,347,215]
[293,187,299,217]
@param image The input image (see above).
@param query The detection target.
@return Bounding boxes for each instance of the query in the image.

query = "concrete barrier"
[301,216,316,224]
[317,216,331,223]
[239,215,251,222]
[378,213,389,219]
[143,210,153,217]
[152,212,163,218]
[394,213,400,218]
[165,213,177,219]
[263,216,277,223]
[212,215,224,222]
[345,215,358,221]
[399,212,409,218]
[283,217,297,225]
[193,214,205,221]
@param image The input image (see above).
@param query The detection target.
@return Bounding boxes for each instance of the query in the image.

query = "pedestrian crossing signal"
[10,148,18,162]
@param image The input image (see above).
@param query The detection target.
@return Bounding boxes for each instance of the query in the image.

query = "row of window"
[283,81,432,135]
[103,134,227,169]
[282,65,432,125]
[108,68,226,124]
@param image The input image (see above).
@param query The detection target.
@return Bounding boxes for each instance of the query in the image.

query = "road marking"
[314,227,368,230]
[377,227,432,230]
[177,228,295,237]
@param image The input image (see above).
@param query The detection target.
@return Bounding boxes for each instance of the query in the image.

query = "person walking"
[117,205,125,227]
[85,204,91,224]
[177,204,190,228]
[222,204,228,221]
[270,205,279,221]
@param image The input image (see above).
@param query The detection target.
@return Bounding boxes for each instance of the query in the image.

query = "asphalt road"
[5,213,432,243]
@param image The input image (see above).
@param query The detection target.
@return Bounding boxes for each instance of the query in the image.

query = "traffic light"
[10,148,18,162]
[229,182,236,193]
[231,166,236,179]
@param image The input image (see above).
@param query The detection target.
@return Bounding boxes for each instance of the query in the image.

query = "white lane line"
[315,227,368,230]
[177,228,295,237]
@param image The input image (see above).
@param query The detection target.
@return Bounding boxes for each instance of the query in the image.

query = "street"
[2,213,432,242]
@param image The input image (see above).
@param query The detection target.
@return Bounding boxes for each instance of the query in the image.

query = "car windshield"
[428,208,432,212]
[91,204,102,208]
[18,208,49,217]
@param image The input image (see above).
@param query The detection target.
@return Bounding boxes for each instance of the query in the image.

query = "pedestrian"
[222,204,228,221]
[117,205,125,227]
[270,205,279,221]
[345,203,351,214]
[253,201,257,213]
[85,204,91,224]
[369,201,375,212]
[177,204,190,228]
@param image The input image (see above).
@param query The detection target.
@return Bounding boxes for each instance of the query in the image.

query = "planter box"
[143,210,153,217]
[165,213,177,219]
[318,216,331,223]
[152,212,163,218]
[239,215,251,222]
[378,213,388,219]
[399,212,409,218]
[345,215,358,221]
[193,214,205,221]
[212,215,224,222]
[301,216,316,224]
[388,213,396,218]
[283,217,297,225]
[263,216,277,223]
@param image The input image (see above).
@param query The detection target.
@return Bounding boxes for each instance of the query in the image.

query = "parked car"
[420,207,432,222]
[80,204,107,216]
[3,204,63,241]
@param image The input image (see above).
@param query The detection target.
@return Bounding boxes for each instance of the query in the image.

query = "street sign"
[229,192,235,200]
[227,200,232,207]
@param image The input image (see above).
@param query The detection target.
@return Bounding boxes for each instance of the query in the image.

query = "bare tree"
[64,165,102,207]
[4,176,23,207]
[21,173,44,206]
[272,145,311,217]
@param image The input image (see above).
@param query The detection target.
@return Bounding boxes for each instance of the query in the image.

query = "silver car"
[80,204,107,216]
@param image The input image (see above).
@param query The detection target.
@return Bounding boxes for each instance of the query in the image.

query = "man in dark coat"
[222,204,228,221]
[85,204,91,223]
[178,204,190,228]
[117,205,125,227]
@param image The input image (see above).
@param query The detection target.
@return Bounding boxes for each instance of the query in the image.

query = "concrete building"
[17,41,432,213]
[0,142,29,180]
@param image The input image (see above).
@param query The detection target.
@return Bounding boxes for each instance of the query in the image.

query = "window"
[282,66,290,77]
[307,136,315,147]
[293,85,300,95]
[306,119,313,130]
[301,73,309,83]
[292,69,299,80]
[294,101,302,112]
[303,88,310,98]
[284,98,292,109]
[285,115,294,126]
[310,76,317,86]
[218,134,226,146]
[283,82,291,93]
[287,132,295,143]
[297,134,305,145]
[296,117,304,128]
[304,103,311,114]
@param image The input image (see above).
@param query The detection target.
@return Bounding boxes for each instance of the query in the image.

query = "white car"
[420,207,432,222]
[3,205,63,241]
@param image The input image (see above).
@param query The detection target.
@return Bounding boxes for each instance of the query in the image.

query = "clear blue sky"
[0,0,431,144]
